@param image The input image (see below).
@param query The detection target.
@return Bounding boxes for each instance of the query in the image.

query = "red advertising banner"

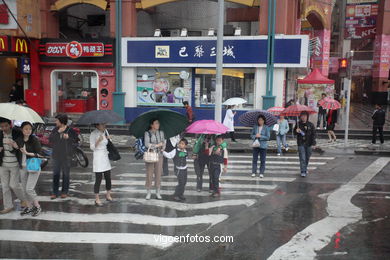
[41,41,105,58]
[345,3,378,39]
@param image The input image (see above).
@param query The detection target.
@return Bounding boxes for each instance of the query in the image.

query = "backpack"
[134,137,147,160]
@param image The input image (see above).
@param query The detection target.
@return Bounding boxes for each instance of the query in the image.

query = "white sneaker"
[259,174,264,178]
[316,127,320,130]
[251,173,256,178]
[156,188,162,200]
[285,147,289,152]
[145,190,151,200]
[277,153,281,156]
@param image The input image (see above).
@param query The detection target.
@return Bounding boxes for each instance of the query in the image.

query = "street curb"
[354,149,390,156]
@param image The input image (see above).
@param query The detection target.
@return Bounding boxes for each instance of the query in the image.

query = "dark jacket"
[15,135,42,168]
[0,128,22,167]
[49,126,77,160]
[372,109,386,127]
[294,121,316,147]
[327,109,338,125]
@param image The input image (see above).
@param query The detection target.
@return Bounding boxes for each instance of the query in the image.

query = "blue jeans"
[298,146,312,174]
[52,159,70,196]
[252,148,267,175]
[276,134,288,154]
[210,163,221,193]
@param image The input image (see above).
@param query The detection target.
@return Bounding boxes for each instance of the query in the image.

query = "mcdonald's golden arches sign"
[11,37,29,54]
[0,36,8,52]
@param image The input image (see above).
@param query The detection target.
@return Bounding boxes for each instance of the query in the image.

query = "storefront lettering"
[179,47,188,57]
[47,46,66,54]
[194,45,204,58]
[42,42,105,58]
[223,45,236,59]
[210,47,216,57]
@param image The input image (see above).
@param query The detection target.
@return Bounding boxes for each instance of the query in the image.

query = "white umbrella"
[0,103,44,123]
[222,97,247,106]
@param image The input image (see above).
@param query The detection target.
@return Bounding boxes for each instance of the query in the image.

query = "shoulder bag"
[105,130,121,161]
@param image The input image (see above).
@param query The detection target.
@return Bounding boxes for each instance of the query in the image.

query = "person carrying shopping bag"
[15,122,42,217]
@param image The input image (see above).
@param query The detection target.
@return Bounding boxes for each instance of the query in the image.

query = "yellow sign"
[15,38,28,53]
[0,38,4,50]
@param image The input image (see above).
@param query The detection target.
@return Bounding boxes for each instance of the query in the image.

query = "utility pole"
[114,0,125,123]
[215,0,224,122]
[263,0,276,110]
[344,50,354,147]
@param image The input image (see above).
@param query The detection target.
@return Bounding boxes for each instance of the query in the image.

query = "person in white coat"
[223,106,236,142]
[90,124,112,207]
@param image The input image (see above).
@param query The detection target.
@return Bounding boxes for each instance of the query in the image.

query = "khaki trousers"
[145,155,163,189]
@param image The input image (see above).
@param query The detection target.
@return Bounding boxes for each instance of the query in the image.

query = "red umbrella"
[280,104,317,117]
[318,97,341,110]
[267,106,285,116]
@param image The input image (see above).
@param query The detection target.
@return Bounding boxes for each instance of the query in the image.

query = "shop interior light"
[234,27,242,36]
[208,28,215,36]
[180,28,188,37]
[154,29,162,37]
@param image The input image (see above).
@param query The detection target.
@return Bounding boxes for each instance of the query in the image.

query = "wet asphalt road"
[0,149,389,260]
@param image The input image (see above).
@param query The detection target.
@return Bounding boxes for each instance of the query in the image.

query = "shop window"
[195,68,254,108]
[137,68,192,107]
[54,71,98,113]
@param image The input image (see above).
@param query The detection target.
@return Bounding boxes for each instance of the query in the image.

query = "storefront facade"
[121,35,309,123]
[0,36,31,103]
[39,39,115,116]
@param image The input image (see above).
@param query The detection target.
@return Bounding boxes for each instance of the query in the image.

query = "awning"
[297,68,335,84]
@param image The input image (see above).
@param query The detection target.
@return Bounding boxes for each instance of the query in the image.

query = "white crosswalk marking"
[0,153,335,250]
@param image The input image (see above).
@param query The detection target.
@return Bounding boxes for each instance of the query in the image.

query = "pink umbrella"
[267,106,285,116]
[280,104,317,117]
[318,97,341,110]
[186,120,229,134]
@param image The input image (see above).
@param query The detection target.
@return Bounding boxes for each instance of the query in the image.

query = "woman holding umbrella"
[144,119,166,200]
[250,115,271,178]
[90,123,113,206]
[223,106,236,142]
[77,110,123,206]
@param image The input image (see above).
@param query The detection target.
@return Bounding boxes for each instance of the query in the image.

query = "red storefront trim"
[39,62,113,67]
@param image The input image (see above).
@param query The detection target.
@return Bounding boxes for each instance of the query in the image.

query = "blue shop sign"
[20,57,31,74]
[122,35,309,68]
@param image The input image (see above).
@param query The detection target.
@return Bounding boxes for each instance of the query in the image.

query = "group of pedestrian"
[0,118,42,216]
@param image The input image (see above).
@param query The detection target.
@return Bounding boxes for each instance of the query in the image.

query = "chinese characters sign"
[345,2,378,39]
[123,36,308,68]
[40,41,105,58]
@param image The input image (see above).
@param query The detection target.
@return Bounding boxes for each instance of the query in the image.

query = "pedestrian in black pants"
[317,93,327,129]
[207,136,228,198]
[163,135,179,176]
[193,135,212,192]
[163,138,188,202]
[372,104,386,145]
[49,114,77,200]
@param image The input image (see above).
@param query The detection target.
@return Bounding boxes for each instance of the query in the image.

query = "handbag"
[144,148,159,163]
[251,139,261,148]
[105,130,121,161]
[273,124,279,132]
[26,158,42,172]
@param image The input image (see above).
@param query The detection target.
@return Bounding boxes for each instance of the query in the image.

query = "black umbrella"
[76,110,123,125]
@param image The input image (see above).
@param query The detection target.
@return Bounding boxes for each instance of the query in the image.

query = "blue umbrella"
[239,110,278,127]
[76,110,123,125]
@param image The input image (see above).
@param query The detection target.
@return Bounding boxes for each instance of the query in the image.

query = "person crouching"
[163,138,188,202]
[207,135,228,198]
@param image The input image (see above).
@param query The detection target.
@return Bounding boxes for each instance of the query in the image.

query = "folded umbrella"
[76,110,123,125]
[318,97,341,110]
[186,120,229,134]
[0,103,44,124]
[222,97,247,106]
[239,110,277,127]
[129,109,188,139]
[280,104,316,117]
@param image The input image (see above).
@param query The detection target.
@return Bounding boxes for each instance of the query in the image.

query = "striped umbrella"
[239,110,278,127]
[267,106,285,116]
[280,104,317,117]
[318,97,341,110]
